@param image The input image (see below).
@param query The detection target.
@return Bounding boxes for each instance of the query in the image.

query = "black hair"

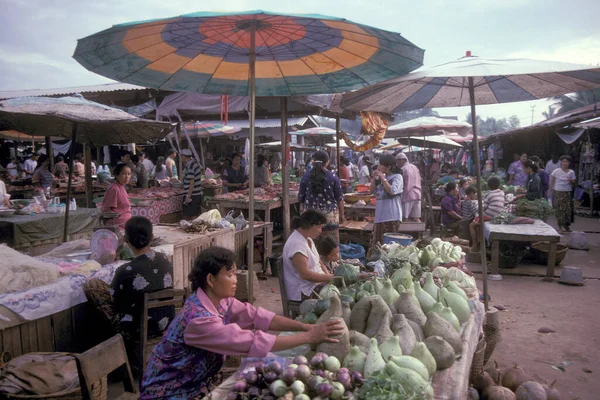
[131,154,140,164]
[113,163,131,177]
[188,247,236,291]
[57,155,64,163]
[465,186,477,196]
[523,159,539,172]
[155,156,165,172]
[316,236,339,257]
[231,153,242,161]
[340,156,350,167]
[118,149,131,159]
[309,150,329,194]
[487,176,501,190]
[76,153,84,162]
[449,169,459,176]
[138,151,146,157]
[292,210,328,230]
[257,154,266,167]
[445,181,457,193]
[37,155,49,168]
[378,154,396,168]
[124,216,153,250]
[559,155,571,162]
[167,149,177,157]
[459,178,468,186]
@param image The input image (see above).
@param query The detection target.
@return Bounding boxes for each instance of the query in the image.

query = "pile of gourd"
[299,258,477,400]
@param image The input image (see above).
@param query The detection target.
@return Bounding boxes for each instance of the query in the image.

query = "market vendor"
[111,217,174,358]
[513,160,543,201]
[141,246,343,399]
[166,149,178,180]
[282,210,335,301]
[32,156,54,190]
[222,153,248,192]
[23,153,39,178]
[52,155,69,178]
[254,154,270,187]
[101,163,132,229]
[0,176,10,206]
[370,154,403,249]
[181,149,202,219]
[508,152,528,187]
[298,150,345,241]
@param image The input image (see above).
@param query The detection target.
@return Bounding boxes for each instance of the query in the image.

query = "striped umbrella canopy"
[73,10,424,96]
[341,55,600,113]
[341,53,600,309]
[291,126,337,135]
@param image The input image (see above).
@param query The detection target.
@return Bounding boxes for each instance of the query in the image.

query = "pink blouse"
[183,288,277,357]
[101,182,132,228]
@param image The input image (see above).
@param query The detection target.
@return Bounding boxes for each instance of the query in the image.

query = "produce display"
[472,362,562,400]
[281,240,478,399]
[215,183,299,202]
[513,198,553,222]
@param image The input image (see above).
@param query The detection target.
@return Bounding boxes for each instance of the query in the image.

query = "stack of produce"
[294,248,477,399]
[227,354,363,400]
[378,237,467,271]
[471,362,562,400]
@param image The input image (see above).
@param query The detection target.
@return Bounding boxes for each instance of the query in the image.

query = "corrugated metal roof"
[207,117,309,128]
[0,83,149,100]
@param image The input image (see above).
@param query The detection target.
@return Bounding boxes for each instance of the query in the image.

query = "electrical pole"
[530,105,536,125]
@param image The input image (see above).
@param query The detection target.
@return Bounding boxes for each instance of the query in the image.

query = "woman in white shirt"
[548,155,576,232]
[282,210,334,301]
[358,157,373,185]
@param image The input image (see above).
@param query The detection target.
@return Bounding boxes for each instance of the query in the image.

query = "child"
[316,236,340,274]
[461,186,478,222]
[470,177,505,252]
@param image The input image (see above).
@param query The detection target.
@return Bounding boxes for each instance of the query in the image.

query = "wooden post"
[45,137,55,172]
[84,143,93,208]
[247,25,257,304]
[281,97,290,240]
[63,124,78,242]
[96,147,101,167]
[176,123,183,179]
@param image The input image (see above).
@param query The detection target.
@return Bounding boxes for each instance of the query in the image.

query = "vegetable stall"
[204,238,486,400]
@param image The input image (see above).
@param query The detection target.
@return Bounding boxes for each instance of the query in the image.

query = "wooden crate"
[171,229,236,290]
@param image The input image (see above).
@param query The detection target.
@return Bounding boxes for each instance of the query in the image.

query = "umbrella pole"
[63,123,78,242]
[281,97,290,240]
[247,25,256,304]
[468,77,489,311]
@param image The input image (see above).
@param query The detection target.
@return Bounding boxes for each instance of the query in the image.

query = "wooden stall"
[234,222,273,272]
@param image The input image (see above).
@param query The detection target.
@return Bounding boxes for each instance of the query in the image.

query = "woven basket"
[2,376,107,400]
[483,325,501,365]
[469,337,487,383]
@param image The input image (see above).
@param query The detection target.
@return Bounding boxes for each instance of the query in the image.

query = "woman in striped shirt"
[469,176,505,252]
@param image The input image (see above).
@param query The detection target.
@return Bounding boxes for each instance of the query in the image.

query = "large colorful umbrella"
[73,10,424,303]
[177,121,241,138]
[395,134,463,149]
[340,53,600,312]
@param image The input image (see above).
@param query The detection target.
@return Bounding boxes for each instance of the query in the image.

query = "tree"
[541,105,557,120]
[551,88,600,114]
[465,113,520,136]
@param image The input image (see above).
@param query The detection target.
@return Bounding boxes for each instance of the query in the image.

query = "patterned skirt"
[553,191,572,227]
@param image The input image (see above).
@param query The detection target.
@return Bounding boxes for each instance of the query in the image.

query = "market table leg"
[544,241,557,282]
[489,239,502,280]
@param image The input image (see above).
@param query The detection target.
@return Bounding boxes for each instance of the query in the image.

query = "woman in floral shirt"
[299,150,345,241]
[111,216,174,341]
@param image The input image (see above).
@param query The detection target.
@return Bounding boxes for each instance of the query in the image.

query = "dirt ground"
[255,215,600,399]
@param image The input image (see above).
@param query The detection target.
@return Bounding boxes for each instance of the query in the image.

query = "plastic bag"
[214,218,234,229]
[205,167,215,178]
[224,210,236,223]
[232,213,248,231]
[194,209,222,227]
[339,243,366,264]
[367,259,386,278]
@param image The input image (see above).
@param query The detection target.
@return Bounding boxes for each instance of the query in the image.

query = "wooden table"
[339,220,426,249]
[485,220,561,280]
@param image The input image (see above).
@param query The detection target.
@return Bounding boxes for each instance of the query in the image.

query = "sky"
[1,0,599,125]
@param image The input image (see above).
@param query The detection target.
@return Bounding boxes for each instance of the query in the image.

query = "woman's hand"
[307,319,345,344]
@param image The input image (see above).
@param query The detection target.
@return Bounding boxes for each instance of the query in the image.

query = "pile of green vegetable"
[295,247,477,399]
[514,198,553,221]
[491,211,516,225]
[380,238,465,275]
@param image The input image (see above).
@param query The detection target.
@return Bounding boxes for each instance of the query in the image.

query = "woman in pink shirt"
[101,163,132,229]
[141,247,343,399]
